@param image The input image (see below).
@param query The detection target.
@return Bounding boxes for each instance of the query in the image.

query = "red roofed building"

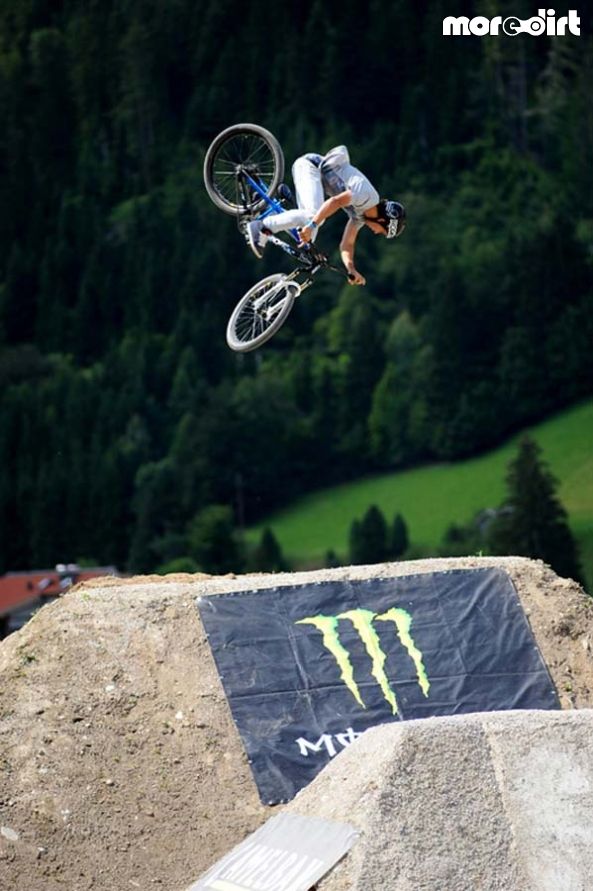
[0,564,118,638]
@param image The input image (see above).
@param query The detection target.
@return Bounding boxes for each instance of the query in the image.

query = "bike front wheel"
[204,123,285,216]
[226,274,300,352]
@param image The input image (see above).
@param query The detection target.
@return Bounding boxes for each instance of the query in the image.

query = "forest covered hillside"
[0,0,591,574]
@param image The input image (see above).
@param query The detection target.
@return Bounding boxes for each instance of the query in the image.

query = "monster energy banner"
[196,568,559,804]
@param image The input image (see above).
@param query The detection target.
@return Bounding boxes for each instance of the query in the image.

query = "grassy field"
[247,400,593,590]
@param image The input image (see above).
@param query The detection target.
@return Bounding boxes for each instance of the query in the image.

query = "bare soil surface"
[0,557,592,891]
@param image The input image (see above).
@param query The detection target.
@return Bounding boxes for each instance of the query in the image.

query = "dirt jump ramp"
[285,708,593,891]
[0,556,592,890]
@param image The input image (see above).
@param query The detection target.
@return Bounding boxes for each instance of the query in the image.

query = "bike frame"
[241,170,301,245]
[238,168,347,283]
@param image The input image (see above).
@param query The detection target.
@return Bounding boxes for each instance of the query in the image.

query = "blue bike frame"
[242,171,302,245]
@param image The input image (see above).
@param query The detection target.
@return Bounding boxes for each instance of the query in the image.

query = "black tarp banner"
[196,568,559,804]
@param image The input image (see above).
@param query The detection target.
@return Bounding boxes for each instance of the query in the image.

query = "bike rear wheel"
[204,124,285,216]
[226,274,299,352]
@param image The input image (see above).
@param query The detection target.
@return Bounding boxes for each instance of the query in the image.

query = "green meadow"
[247,400,593,590]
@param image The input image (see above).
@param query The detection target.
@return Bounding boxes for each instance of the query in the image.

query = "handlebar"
[254,232,359,284]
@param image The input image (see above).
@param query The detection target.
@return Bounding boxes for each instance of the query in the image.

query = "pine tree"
[187,504,244,575]
[390,513,409,559]
[28,28,76,190]
[325,549,340,568]
[349,506,389,565]
[2,242,36,342]
[488,437,583,584]
[249,528,288,573]
[327,289,384,464]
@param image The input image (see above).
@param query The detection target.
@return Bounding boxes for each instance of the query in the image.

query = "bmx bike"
[203,123,350,352]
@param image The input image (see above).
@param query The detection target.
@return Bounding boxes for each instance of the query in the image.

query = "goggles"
[386,217,400,239]
[380,200,406,238]
[379,216,405,239]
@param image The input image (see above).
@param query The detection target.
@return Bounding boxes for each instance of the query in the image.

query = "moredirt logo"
[443,8,581,36]
[296,606,430,716]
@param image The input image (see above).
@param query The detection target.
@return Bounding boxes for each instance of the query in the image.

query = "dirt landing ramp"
[286,709,593,891]
[0,556,591,890]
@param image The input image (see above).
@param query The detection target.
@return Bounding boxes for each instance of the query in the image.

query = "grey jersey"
[319,145,380,228]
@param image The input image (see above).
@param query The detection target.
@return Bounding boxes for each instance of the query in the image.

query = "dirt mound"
[0,557,592,891]
[286,709,593,891]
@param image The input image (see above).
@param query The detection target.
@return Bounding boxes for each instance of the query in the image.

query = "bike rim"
[233,280,300,346]
[210,132,277,208]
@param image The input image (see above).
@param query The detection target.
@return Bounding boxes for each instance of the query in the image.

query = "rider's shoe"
[247,220,269,259]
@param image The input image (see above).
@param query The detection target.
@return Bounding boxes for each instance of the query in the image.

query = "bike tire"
[203,123,285,216]
[226,274,299,352]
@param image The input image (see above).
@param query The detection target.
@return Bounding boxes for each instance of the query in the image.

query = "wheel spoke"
[231,279,295,345]
[209,131,278,210]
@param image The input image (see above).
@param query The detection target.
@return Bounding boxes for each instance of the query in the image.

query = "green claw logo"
[296,607,430,715]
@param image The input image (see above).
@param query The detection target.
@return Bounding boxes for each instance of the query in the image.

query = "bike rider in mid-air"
[246,145,406,286]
